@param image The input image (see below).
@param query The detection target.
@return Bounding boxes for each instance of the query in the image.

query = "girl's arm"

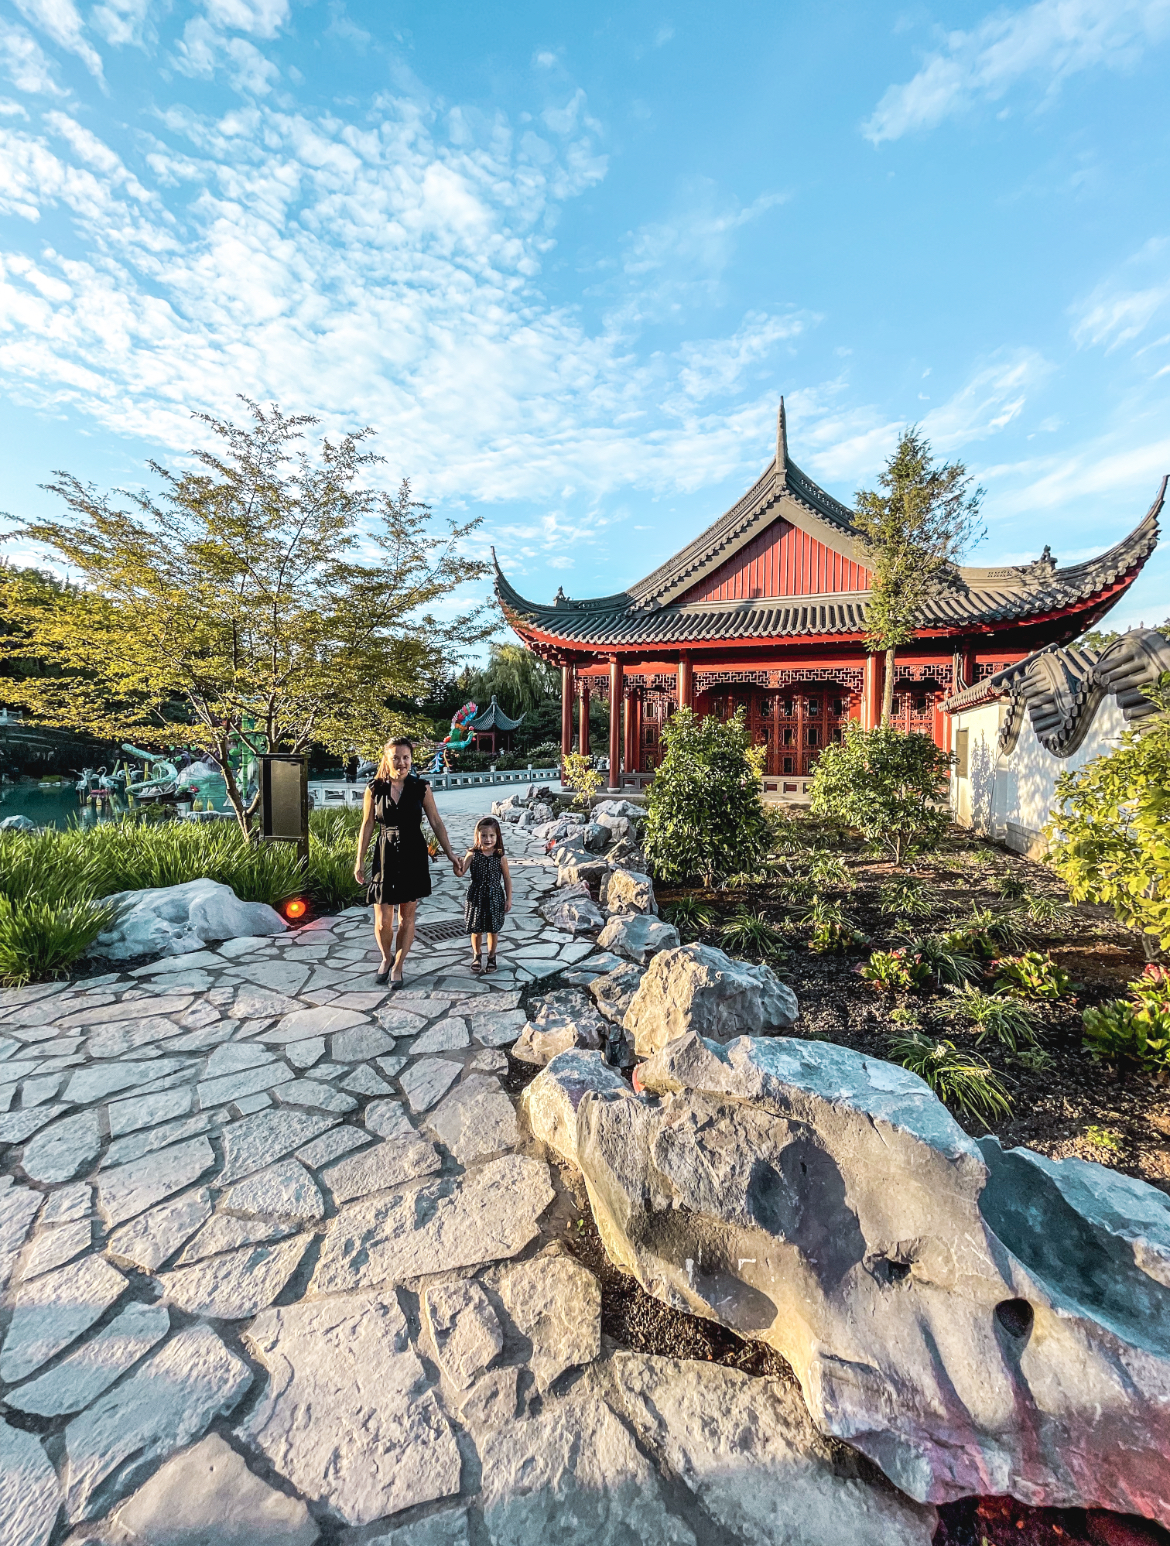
[421,786,460,872]
[354,787,375,884]
[501,855,512,911]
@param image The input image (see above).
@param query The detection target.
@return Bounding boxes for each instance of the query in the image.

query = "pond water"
[0,777,233,831]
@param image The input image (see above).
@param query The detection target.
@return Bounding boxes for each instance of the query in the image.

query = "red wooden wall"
[680,518,870,603]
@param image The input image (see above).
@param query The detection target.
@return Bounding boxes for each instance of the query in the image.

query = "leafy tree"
[1046,673,1170,958]
[464,643,560,717]
[0,401,488,835]
[642,708,770,887]
[561,752,603,811]
[809,724,953,866]
[854,428,984,723]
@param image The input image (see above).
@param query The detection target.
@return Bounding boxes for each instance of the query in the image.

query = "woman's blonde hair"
[375,737,413,781]
[473,816,505,856]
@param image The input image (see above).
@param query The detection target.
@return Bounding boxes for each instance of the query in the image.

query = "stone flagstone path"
[0,812,936,1546]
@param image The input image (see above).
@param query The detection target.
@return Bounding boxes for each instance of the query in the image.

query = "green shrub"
[994,871,1028,902]
[0,896,118,986]
[886,1031,1013,1125]
[643,708,770,887]
[1082,998,1170,1073]
[809,725,953,866]
[808,919,869,954]
[720,909,788,962]
[994,951,1074,1002]
[946,985,1037,1050]
[807,852,852,889]
[664,896,717,939]
[859,948,931,993]
[562,752,603,813]
[307,812,366,912]
[1131,964,1170,1007]
[1022,891,1067,926]
[878,876,934,918]
[1046,672,1170,955]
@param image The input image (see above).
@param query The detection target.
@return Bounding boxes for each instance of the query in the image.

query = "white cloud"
[1071,238,1170,351]
[202,0,289,39]
[0,18,65,96]
[864,0,1170,144]
[12,0,104,82]
[173,16,281,94]
[91,0,156,50]
[675,311,812,402]
[921,350,1051,447]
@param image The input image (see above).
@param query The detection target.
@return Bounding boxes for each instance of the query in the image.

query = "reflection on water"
[0,777,232,832]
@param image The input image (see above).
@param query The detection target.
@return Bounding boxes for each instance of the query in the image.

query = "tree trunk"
[881,647,897,725]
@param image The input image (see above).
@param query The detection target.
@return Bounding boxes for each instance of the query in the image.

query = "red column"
[677,655,693,711]
[862,654,883,730]
[623,689,634,777]
[561,664,574,761]
[608,658,623,791]
[578,680,590,756]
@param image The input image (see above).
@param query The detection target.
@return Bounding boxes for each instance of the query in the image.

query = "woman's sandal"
[485,954,498,974]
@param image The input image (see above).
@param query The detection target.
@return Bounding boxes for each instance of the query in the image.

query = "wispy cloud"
[12,0,104,82]
[0,17,65,96]
[1071,237,1170,351]
[864,0,1170,144]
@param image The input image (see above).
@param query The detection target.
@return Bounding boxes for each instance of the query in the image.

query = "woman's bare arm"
[354,787,375,884]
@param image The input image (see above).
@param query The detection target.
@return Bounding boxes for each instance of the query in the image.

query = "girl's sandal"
[470,955,483,975]
[485,954,498,974]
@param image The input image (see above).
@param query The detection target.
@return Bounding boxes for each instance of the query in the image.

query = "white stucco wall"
[950,694,1130,853]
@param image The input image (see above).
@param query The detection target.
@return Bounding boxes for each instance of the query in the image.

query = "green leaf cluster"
[993,951,1074,1002]
[886,1031,1012,1126]
[642,708,770,887]
[809,724,953,866]
[1082,967,1170,1074]
[859,948,931,993]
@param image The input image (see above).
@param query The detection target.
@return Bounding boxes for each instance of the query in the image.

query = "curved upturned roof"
[494,404,1164,655]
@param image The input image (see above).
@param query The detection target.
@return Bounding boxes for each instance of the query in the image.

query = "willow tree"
[854,428,984,723]
[0,401,488,835]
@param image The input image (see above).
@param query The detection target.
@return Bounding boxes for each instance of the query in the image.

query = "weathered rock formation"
[596,913,680,965]
[89,879,287,960]
[512,989,607,1067]
[623,943,799,1057]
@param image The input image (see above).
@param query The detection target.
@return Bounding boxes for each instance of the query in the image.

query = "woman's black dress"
[366,774,432,906]
[464,851,506,934]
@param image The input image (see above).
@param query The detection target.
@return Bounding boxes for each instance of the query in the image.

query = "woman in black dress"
[353,737,460,987]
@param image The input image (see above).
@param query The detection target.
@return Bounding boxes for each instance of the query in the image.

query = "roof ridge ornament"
[776,397,789,480]
[1018,545,1058,587]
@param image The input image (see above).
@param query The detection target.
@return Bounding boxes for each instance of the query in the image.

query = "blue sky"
[1,0,1168,643]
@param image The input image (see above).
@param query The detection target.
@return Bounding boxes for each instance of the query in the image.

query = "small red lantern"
[284,897,308,920]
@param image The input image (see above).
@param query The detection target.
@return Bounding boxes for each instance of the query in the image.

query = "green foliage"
[995,871,1028,902]
[306,810,366,912]
[1046,673,1170,955]
[806,851,852,889]
[886,1031,1013,1126]
[808,919,869,954]
[809,725,953,866]
[878,875,934,917]
[664,896,717,940]
[561,752,603,813]
[720,909,788,962]
[947,985,1038,1051]
[1083,1125,1123,1152]
[912,934,982,987]
[0,896,118,986]
[859,948,931,993]
[945,906,1031,959]
[643,708,770,887]
[1022,891,1068,926]
[1132,964,1170,1006]
[1082,998,1170,1074]
[994,951,1074,1002]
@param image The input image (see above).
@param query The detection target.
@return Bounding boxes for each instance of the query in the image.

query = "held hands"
[452,854,465,878]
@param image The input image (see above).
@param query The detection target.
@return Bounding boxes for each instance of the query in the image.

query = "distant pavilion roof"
[470,695,525,732]
[494,403,1164,656]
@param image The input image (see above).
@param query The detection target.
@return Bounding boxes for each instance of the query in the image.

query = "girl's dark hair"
[473,816,505,856]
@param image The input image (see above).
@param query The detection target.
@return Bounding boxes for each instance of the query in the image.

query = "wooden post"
[862,654,883,730]
[608,658,623,791]
[623,689,634,778]
[578,680,590,757]
[633,689,644,776]
[677,655,693,711]
[561,664,574,762]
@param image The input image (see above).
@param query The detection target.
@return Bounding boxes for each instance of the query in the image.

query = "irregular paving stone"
[595,913,681,965]
[452,1364,521,1427]
[313,1154,554,1293]
[109,1087,195,1136]
[341,1065,393,1097]
[67,1059,190,1105]
[423,1277,503,1390]
[234,1091,274,1115]
[232,987,303,1021]
[21,1110,103,1184]
[286,1036,325,1070]
[376,1053,407,1078]
[105,1189,213,1272]
[364,1098,416,1138]
[330,1023,397,1062]
[614,1353,936,1546]
[296,1126,370,1168]
[277,1078,357,1113]
[222,1159,325,1223]
[428,1074,521,1165]
[112,1432,320,1546]
[104,1113,210,1169]
[0,1253,127,1382]
[469,1008,528,1047]
[5,1302,170,1419]
[467,1047,509,1077]
[476,1368,696,1546]
[159,1235,311,1319]
[0,1421,61,1546]
[322,1135,442,1203]
[409,1018,470,1055]
[21,1218,92,1279]
[42,1182,90,1224]
[242,1292,461,1527]
[0,1186,43,1293]
[84,1014,186,1059]
[219,1109,338,1184]
[63,1323,253,1521]
[198,1062,294,1109]
[494,1252,601,1391]
[59,995,194,1031]
[98,1137,216,1227]
[366,1509,470,1546]
[235,960,311,996]
[177,1213,298,1262]
[264,1005,370,1045]
[205,1041,275,1077]
[624,942,799,1057]
[374,1006,429,1035]
[400,1057,462,1113]
[21,1072,64,1106]
[0,1107,64,1145]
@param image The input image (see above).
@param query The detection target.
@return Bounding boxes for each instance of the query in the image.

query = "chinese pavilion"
[468,695,525,756]
[494,402,1163,795]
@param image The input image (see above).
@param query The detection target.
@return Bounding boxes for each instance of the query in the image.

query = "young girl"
[460,816,512,973]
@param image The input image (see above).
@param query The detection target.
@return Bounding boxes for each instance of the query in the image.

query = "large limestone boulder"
[596,913,680,965]
[512,990,607,1068]
[587,961,646,1026]
[539,886,606,936]
[593,799,644,822]
[624,943,798,1057]
[539,1030,1170,1528]
[581,822,611,853]
[557,859,608,889]
[520,1049,628,1167]
[88,879,287,960]
[604,868,657,917]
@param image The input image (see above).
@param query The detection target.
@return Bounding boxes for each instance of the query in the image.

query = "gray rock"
[231,986,303,1021]
[610,1352,936,1546]
[556,859,608,888]
[219,1109,339,1184]
[177,1213,297,1262]
[364,1097,416,1138]
[109,1087,195,1135]
[89,878,286,960]
[593,799,644,821]
[0,1422,60,1546]
[112,1432,319,1546]
[313,1154,554,1294]
[286,1036,325,1070]
[242,1292,461,1527]
[41,1183,89,1223]
[375,1006,429,1035]
[542,893,607,936]
[5,1301,170,1418]
[423,1277,503,1389]
[596,913,680,965]
[198,1061,295,1109]
[0,1253,127,1382]
[221,1159,325,1223]
[587,961,646,1025]
[63,1324,252,1520]
[276,1078,357,1113]
[512,988,607,1068]
[159,1235,310,1319]
[605,868,657,917]
[322,1135,442,1202]
[519,1049,629,1168]
[331,1023,397,1062]
[97,1136,216,1227]
[106,1189,213,1272]
[205,1040,273,1077]
[366,1509,470,1546]
[21,1110,103,1184]
[297,1126,370,1168]
[467,1047,509,1076]
[494,1252,601,1391]
[21,1217,92,1278]
[105,1113,211,1170]
[427,1074,520,1164]
[624,943,799,1057]
[400,1056,461,1113]
[265,1005,368,1044]
[581,821,610,852]
[342,1065,393,1096]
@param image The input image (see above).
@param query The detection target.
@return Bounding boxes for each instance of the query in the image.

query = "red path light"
[284,897,308,920]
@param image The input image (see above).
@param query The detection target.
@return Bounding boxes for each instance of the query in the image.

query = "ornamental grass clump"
[878,876,935,918]
[720,909,788,963]
[664,896,717,940]
[886,1031,1013,1126]
[912,933,981,987]
[0,896,118,986]
[946,984,1038,1051]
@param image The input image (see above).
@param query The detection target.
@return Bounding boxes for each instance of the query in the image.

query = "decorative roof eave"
[469,694,525,732]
